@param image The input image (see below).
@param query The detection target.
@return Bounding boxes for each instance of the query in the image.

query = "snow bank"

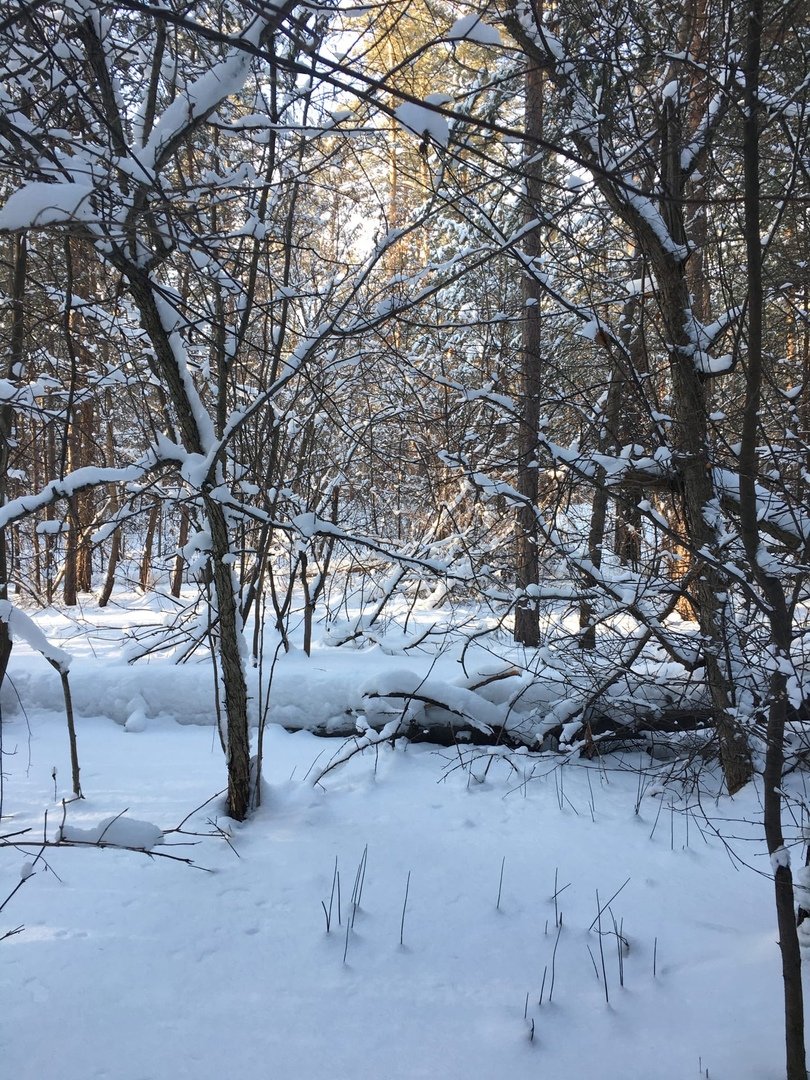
[0,653,365,733]
[0,594,713,750]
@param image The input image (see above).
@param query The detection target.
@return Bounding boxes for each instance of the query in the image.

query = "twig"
[587,944,601,980]
[548,921,563,1002]
[588,877,631,931]
[0,875,31,914]
[168,788,229,833]
[400,870,411,946]
[596,890,610,1004]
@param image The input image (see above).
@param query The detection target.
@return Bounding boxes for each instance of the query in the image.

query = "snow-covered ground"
[0,593,803,1079]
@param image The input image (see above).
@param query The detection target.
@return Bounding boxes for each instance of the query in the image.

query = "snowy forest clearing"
[1,0,809,1073]
[0,599,802,1080]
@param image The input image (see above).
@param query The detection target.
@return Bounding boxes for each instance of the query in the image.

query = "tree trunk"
[98,524,121,609]
[739,3,805,1072]
[652,68,752,793]
[0,233,26,685]
[62,503,78,607]
[579,372,621,651]
[206,497,252,822]
[44,417,56,604]
[170,507,190,599]
[122,269,255,820]
[98,411,122,608]
[514,59,545,647]
[139,501,160,592]
[76,401,95,592]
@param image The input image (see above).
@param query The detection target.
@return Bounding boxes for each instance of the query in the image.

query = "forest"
[1,1,809,1078]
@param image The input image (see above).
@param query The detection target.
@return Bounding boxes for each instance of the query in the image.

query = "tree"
[739,1,806,1073]
[513,56,545,646]
[0,0,512,815]
[495,1,808,1073]
[0,0,356,819]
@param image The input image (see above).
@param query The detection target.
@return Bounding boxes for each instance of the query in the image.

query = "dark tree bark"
[139,501,160,593]
[206,495,252,823]
[98,525,121,609]
[98,409,123,609]
[121,271,254,820]
[0,233,27,686]
[170,508,190,599]
[514,60,545,647]
[738,2,806,1073]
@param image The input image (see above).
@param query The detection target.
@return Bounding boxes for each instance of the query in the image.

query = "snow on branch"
[714,469,810,549]
[133,2,295,168]
[0,464,151,531]
[394,101,450,147]
[447,14,503,46]
[0,182,95,232]
[0,600,71,673]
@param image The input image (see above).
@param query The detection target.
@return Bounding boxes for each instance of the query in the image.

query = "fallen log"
[298,704,725,749]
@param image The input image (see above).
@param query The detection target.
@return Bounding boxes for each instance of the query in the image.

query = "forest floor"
[1,591,806,1079]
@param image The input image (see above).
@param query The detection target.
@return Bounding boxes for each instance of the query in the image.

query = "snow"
[0,592,804,1080]
[393,102,450,148]
[694,351,734,376]
[0,464,148,531]
[714,468,810,544]
[770,846,791,872]
[662,79,680,101]
[138,15,265,166]
[58,813,164,851]
[447,15,503,46]
[795,865,810,906]
[0,600,71,673]
[125,706,148,734]
[0,182,95,230]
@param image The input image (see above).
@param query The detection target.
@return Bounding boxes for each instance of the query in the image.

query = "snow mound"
[59,814,164,850]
